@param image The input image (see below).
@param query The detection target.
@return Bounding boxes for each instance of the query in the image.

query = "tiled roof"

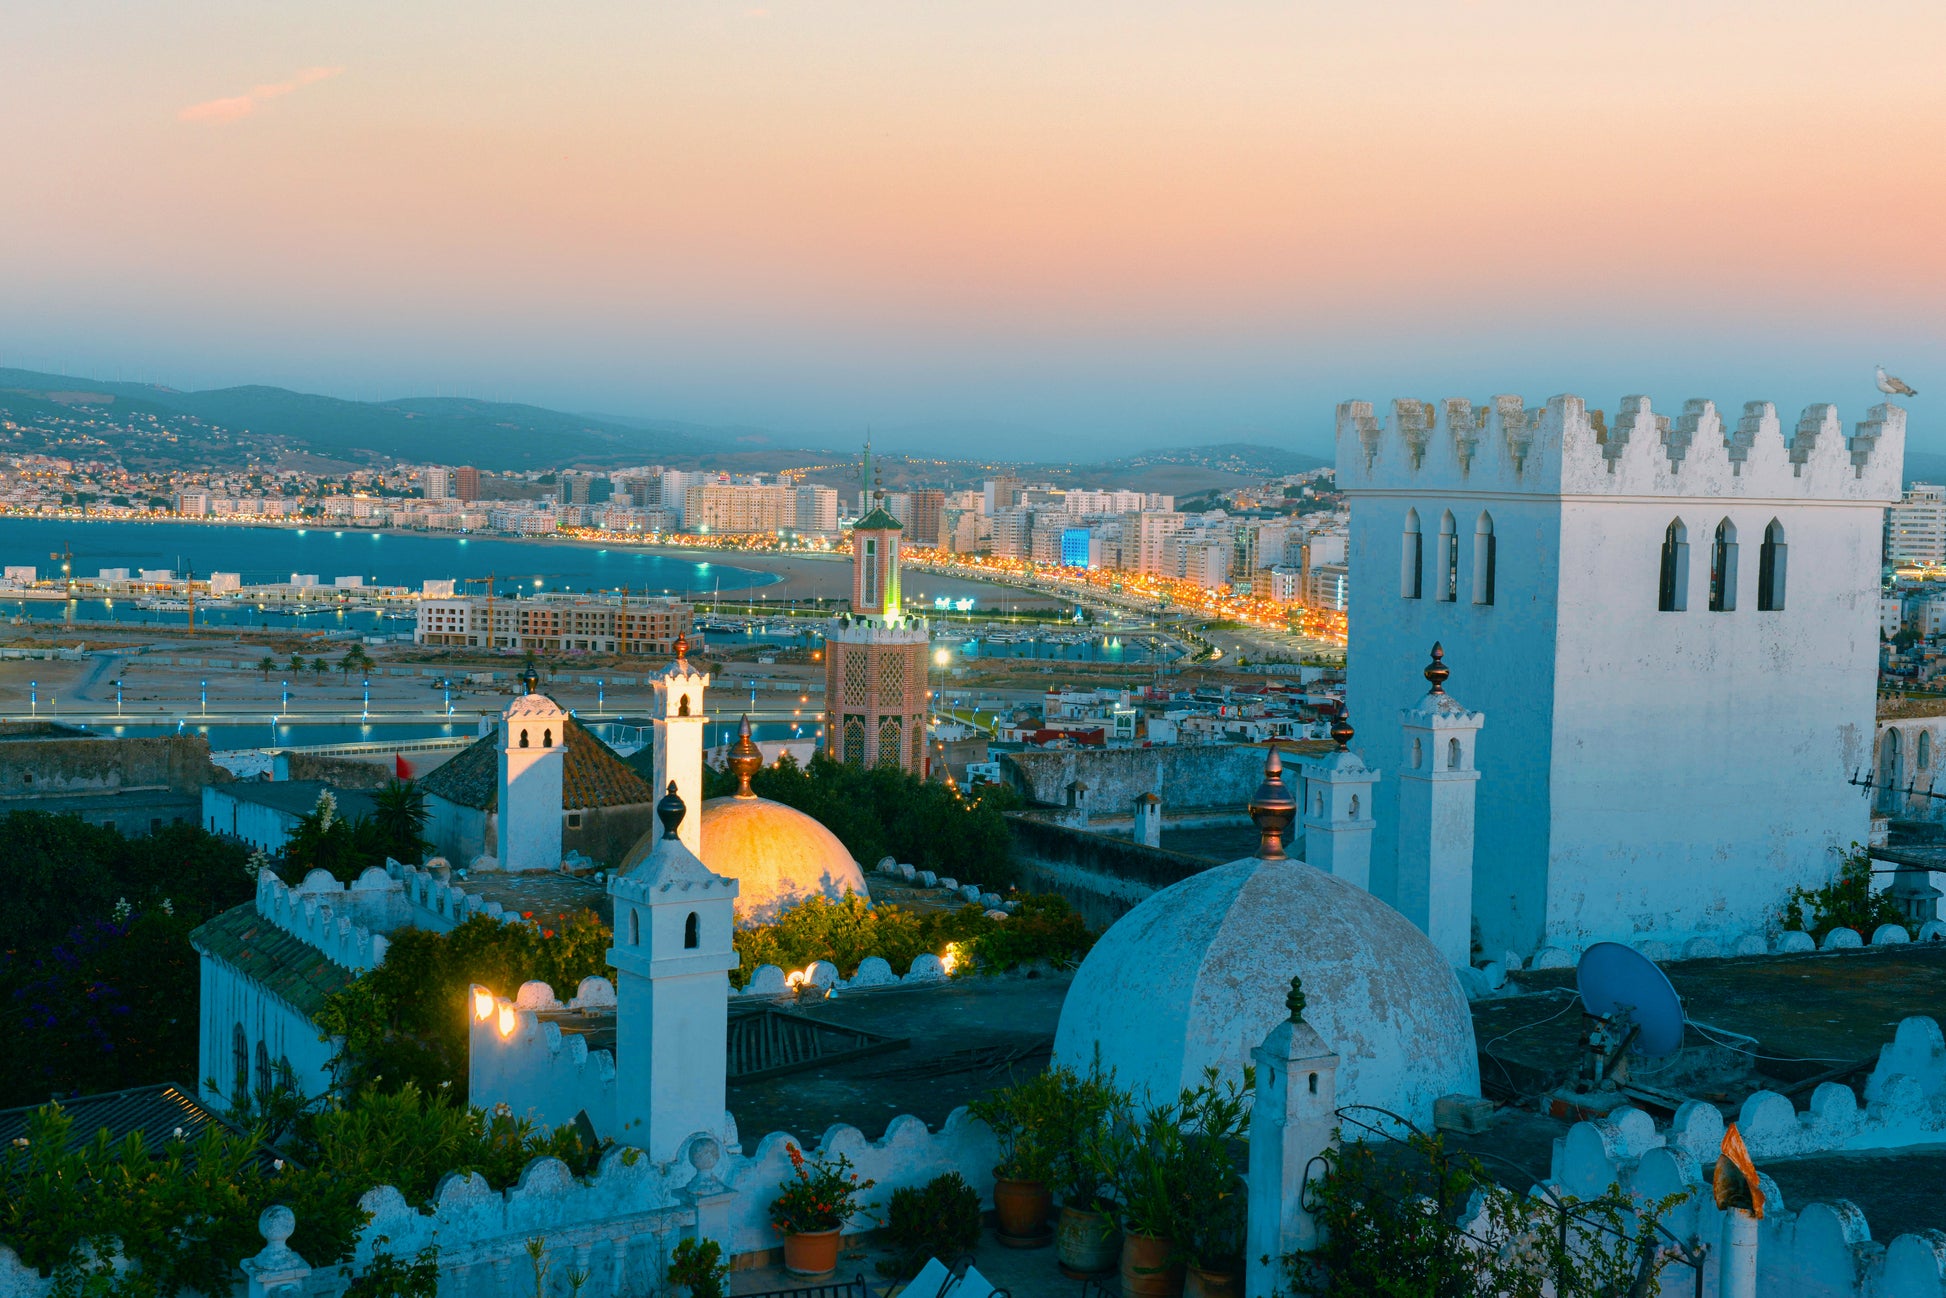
[853,507,902,531]
[0,1083,229,1154]
[189,902,356,1018]
[214,780,378,820]
[418,714,654,812]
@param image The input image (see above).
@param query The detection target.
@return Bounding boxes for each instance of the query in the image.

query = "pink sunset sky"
[1,1,1940,456]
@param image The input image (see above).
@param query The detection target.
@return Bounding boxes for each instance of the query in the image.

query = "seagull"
[1876,364,1918,397]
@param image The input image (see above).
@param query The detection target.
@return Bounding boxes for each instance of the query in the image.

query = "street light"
[280,680,289,716]
[200,680,207,716]
[115,679,123,716]
[597,678,605,711]
[29,680,36,717]
[362,677,370,721]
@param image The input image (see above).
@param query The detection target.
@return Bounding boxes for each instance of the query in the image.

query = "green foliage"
[343,1239,441,1298]
[1084,1068,1252,1248]
[666,1237,729,1298]
[282,790,389,884]
[875,1173,983,1278]
[317,911,612,1096]
[1039,1056,1126,1212]
[1292,1128,1687,1298]
[1781,843,1907,942]
[970,1069,1074,1182]
[0,1084,604,1297]
[769,1143,876,1235]
[370,778,431,867]
[688,752,1019,886]
[730,892,1094,988]
[0,813,254,1107]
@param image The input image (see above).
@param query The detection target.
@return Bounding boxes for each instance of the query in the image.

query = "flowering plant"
[769,1143,876,1235]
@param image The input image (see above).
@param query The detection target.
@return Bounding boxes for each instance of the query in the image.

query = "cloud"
[179,66,344,124]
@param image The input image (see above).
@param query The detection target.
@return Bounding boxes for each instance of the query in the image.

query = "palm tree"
[288,653,305,676]
[371,777,430,864]
[310,657,329,681]
[339,651,358,681]
[258,655,276,681]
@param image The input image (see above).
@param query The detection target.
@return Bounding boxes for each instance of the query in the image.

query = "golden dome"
[698,795,869,925]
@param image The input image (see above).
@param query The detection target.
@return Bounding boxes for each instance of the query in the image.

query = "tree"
[259,655,276,680]
[289,653,305,676]
[310,657,329,680]
[339,651,358,681]
[370,778,430,866]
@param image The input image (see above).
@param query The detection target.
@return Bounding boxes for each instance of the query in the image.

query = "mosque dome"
[697,795,869,924]
[1053,750,1477,1126]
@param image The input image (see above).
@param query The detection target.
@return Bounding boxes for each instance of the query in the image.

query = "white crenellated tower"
[649,634,709,857]
[606,784,739,1160]
[498,672,568,872]
[1338,392,1904,955]
[1297,712,1380,891]
[1393,645,1483,968]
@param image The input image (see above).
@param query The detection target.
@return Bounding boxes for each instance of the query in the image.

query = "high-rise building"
[793,485,839,535]
[424,466,454,501]
[455,465,481,500]
[906,489,945,548]
[1130,510,1186,576]
[824,498,929,774]
[683,482,794,534]
[984,476,1025,514]
[1888,483,1946,566]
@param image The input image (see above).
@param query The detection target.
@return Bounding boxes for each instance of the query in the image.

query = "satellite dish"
[1576,942,1685,1058]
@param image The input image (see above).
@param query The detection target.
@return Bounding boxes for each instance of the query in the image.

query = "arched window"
[1348,794,1359,818]
[1448,737,1462,770]
[629,908,639,945]
[1437,511,1458,602]
[684,912,700,949]
[232,1023,248,1100]
[1401,509,1423,599]
[679,696,691,717]
[1758,519,1787,611]
[1709,520,1738,612]
[1658,519,1689,612]
[542,727,552,747]
[255,1040,272,1098]
[519,728,530,748]
[1472,513,1496,606]
[1879,729,1902,815]
[1921,731,1932,771]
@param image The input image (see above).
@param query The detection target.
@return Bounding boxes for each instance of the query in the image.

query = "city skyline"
[3,1,1940,457]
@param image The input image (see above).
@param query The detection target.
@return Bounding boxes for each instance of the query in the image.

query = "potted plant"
[665,1238,729,1298]
[769,1142,876,1277]
[875,1172,984,1278]
[1178,1071,1252,1298]
[1050,1061,1126,1278]
[969,1070,1064,1244]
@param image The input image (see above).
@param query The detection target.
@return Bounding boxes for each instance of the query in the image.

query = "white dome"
[697,795,869,925]
[1053,856,1477,1127]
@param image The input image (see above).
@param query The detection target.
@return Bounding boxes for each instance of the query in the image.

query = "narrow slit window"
[1437,511,1458,602]
[1758,519,1787,611]
[1709,519,1738,612]
[1472,513,1496,605]
[1658,519,1689,611]
[1401,509,1423,599]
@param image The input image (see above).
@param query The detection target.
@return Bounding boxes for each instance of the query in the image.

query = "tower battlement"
[1336,394,1904,501]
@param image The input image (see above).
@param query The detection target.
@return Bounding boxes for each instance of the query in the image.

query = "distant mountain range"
[0,364,1328,479]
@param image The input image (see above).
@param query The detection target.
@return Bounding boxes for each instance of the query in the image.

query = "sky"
[1,1,1942,459]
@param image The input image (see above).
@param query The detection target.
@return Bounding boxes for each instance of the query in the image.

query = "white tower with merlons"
[1246,976,1340,1298]
[606,785,739,1161]
[1394,644,1483,969]
[497,671,567,872]
[1297,712,1379,891]
[649,634,709,857]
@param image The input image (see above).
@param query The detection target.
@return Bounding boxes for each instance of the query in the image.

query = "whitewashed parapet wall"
[257,862,532,974]
[0,1115,999,1298]
[1517,924,1946,977]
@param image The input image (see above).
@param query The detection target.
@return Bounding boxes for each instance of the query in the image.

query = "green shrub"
[1781,843,1907,941]
[666,1238,728,1298]
[875,1173,984,1278]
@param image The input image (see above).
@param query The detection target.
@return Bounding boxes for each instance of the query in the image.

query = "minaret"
[606,784,739,1160]
[650,634,709,857]
[1245,975,1340,1296]
[1396,643,1485,968]
[497,669,567,871]
[825,488,930,773]
[1297,713,1380,890]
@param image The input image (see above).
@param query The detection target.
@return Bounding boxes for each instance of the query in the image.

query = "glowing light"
[472,987,494,1020]
[940,943,960,975]
[934,648,951,667]
[496,1004,517,1037]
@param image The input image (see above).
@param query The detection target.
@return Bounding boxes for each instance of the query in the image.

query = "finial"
[1330,710,1354,750]
[657,781,685,837]
[521,667,540,696]
[673,631,689,664]
[1285,975,1307,1024]
[1248,742,1297,861]
[1424,642,1449,694]
[729,714,761,798]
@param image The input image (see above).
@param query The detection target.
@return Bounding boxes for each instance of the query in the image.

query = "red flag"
[395,754,413,780]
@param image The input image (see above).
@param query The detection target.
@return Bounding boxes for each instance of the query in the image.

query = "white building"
[424,466,455,501]
[1338,392,1903,955]
[1888,483,1946,566]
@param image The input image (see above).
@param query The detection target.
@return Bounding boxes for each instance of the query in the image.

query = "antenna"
[1545,942,1688,1119]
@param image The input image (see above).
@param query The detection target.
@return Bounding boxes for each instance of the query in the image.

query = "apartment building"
[1889,484,1946,566]
[414,595,693,654]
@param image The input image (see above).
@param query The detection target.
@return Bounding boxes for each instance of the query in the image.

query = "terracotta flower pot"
[992,1176,1053,1244]
[782,1228,842,1277]
[1121,1232,1185,1298]
[1056,1204,1120,1277]
[1185,1265,1243,1298]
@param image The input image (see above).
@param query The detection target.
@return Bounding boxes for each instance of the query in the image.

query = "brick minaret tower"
[825,489,930,773]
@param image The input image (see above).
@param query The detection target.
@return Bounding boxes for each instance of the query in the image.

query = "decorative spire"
[673,632,689,665]
[1330,710,1355,750]
[521,667,540,696]
[657,781,685,837]
[1424,642,1449,694]
[1248,742,1297,861]
[1285,974,1307,1024]
[728,714,762,798]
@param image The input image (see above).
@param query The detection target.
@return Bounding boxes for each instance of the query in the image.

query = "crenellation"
[1337,392,1905,500]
